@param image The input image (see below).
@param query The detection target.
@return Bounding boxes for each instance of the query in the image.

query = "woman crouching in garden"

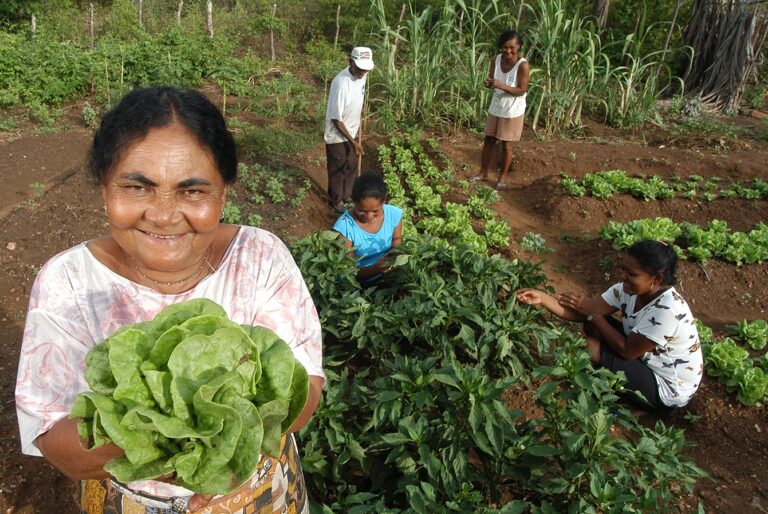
[516,240,703,413]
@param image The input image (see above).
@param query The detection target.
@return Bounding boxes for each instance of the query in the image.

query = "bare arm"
[389,220,403,249]
[37,417,124,481]
[490,60,530,96]
[556,291,654,359]
[590,320,656,360]
[288,375,324,432]
[331,119,363,156]
[516,288,616,322]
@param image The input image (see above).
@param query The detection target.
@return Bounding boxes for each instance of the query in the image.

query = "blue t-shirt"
[332,204,403,268]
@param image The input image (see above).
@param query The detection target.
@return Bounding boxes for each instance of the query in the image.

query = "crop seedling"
[29,182,46,198]
[81,102,98,128]
[222,201,242,224]
[520,232,554,254]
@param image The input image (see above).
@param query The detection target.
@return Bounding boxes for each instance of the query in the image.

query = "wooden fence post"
[207,0,213,38]
[270,3,277,61]
[137,0,143,28]
[31,14,37,36]
[176,0,184,26]
[89,3,95,49]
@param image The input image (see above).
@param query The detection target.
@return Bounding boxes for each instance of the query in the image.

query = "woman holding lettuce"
[15,87,324,513]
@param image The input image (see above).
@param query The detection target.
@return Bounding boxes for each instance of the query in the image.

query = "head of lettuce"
[70,298,309,495]
[15,87,324,512]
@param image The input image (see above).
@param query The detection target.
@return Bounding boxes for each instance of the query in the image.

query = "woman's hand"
[515,288,545,307]
[556,291,593,316]
[188,494,214,512]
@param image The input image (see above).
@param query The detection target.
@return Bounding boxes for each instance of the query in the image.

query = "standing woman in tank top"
[471,30,529,190]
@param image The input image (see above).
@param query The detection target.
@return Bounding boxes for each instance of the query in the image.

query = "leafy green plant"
[265,176,286,203]
[289,231,705,512]
[705,338,750,380]
[222,200,242,224]
[70,299,309,494]
[727,366,768,406]
[728,319,768,351]
[29,182,46,198]
[81,101,98,128]
[246,213,263,227]
[520,232,554,254]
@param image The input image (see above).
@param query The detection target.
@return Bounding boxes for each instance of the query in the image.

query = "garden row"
[559,170,768,201]
[600,218,768,265]
[287,137,705,512]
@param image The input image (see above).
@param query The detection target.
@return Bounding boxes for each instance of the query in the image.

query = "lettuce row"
[70,299,308,495]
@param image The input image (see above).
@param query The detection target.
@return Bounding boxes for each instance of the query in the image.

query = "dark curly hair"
[627,240,679,285]
[497,29,522,49]
[351,171,387,202]
[88,87,237,185]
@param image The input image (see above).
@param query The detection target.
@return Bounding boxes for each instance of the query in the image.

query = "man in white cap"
[324,46,374,213]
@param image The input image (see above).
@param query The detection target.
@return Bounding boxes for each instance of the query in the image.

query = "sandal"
[496,182,508,190]
[469,175,487,183]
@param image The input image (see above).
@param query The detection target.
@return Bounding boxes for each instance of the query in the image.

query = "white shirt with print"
[601,282,703,407]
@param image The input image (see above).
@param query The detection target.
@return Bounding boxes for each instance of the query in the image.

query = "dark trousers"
[326,141,358,206]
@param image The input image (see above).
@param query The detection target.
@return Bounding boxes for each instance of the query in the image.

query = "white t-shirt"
[488,54,527,119]
[324,67,366,144]
[601,282,703,407]
[15,226,323,497]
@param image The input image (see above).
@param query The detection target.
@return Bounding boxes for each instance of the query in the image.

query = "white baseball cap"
[350,47,374,71]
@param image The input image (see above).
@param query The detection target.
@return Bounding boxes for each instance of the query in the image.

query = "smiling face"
[353,196,384,224]
[620,254,662,296]
[500,36,521,60]
[101,123,228,277]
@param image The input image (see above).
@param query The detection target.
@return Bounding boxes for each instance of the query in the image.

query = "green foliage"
[728,366,768,406]
[599,217,682,250]
[71,299,309,494]
[304,38,347,83]
[250,72,313,122]
[600,218,768,265]
[81,101,98,128]
[728,320,768,351]
[290,233,704,511]
[222,200,242,224]
[525,0,600,136]
[519,232,553,254]
[369,0,508,131]
[742,83,767,110]
[233,120,316,158]
[379,134,509,250]
[598,6,683,129]
[560,170,768,201]
[700,319,768,406]
[705,338,750,379]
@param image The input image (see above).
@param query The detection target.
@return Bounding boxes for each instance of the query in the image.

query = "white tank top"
[488,54,527,119]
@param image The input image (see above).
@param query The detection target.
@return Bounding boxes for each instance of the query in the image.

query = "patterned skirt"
[80,434,308,514]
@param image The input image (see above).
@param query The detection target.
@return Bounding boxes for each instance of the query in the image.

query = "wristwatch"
[586,314,600,322]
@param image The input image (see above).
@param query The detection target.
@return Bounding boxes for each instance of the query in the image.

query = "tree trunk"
[593,0,610,31]
[683,0,768,113]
